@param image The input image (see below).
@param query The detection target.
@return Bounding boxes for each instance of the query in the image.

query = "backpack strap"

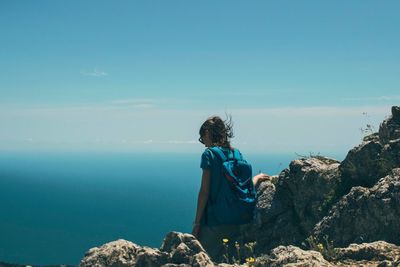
[207,147,233,204]
[209,147,228,162]
[232,149,242,160]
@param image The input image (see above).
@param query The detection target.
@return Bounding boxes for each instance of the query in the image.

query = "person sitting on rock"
[192,115,270,262]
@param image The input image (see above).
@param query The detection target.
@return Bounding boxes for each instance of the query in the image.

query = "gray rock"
[160,231,213,266]
[80,233,213,267]
[336,241,400,262]
[79,235,400,267]
[135,247,169,267]
[251,157,340,252]
[255,245,333,267]
[161,232,204,255]
[79,239,140,267]
[339,138,385,188]
[190,252,215,267]
[340,106,400,190]
[312,169,400,247]
[379,106,400,143]
[285,157,340,233]
[170,243,192,264]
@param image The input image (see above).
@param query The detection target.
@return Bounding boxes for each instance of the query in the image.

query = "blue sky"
[0,1,399,155]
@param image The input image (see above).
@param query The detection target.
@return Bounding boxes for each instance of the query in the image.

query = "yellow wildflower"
[317,243,324,251]
[222,238,229,244]
[246,257,255,263]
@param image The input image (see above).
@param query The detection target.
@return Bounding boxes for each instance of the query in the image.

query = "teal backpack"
[207,147,256,225]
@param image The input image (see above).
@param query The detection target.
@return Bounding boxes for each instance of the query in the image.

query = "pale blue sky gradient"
[0,1,399,155]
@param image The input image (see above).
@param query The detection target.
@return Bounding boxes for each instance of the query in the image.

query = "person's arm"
[192,169,211,238]
[252,172,271,186]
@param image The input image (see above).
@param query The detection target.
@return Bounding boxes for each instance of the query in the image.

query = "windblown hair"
[199,115,234,148]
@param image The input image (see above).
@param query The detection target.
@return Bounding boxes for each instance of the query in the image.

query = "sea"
[0,151,344,266]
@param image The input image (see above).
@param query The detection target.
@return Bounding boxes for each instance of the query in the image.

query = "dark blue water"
[0,151,332,265]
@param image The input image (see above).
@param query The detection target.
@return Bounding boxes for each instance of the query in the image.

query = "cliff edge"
[80,106,400,267]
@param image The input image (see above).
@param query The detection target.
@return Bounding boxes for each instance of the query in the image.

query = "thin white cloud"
[227,105,391,117]
[125,140,198,145]
[132,104,154,109]
[110,98,161,109]
[2,103,392,118]
[342,95,400,102]
[188,88,299,97]
[81,68,108,77]
[111,98,155,105]
[167,140,197,144]
[0,104,394,153]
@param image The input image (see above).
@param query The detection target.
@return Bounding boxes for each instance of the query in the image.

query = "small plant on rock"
[360,112,376,137]
[222,238,230,263]
[305,235,338,261]
[245,256,256,267]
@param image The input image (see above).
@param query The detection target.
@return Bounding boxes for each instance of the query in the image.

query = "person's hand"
[192,223,201,239]
[253,173,271,186]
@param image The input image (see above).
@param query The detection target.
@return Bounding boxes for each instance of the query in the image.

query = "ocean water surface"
[0,151,328,265]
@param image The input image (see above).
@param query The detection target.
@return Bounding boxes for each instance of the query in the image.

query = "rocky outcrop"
[79,238,400,266]
[80,106,400,267]
[334,241,400,266]
[379,106,400,144]
[80,232,214,267]
[254,241,400,266]
[255,245,333,267]
[249,156,341,251]
[252,106,400,250]
[80,239,142,267]
[312,168,400,247]
[159,232,213,267]
[339,106,400,190]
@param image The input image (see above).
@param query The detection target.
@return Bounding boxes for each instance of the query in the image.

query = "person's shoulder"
[201,148,214,160]
[202,147,212,155]
[200,148,214,169]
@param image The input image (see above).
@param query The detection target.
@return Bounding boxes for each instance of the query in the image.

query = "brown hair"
[199,115,234,148]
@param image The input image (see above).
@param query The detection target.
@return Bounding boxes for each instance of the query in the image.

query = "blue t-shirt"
[200,146,243,226]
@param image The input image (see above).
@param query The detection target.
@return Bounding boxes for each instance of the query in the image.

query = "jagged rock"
[170,243,192,263]
[80,233,213,267]
[312,169,400,247]
[191,252,214,267]
[335,241,400,264]
[135,247,169,267]
[254,176,277,223]
[255,245,333,267]
[246,172,303,252]
[79,239,140,267]
[161,232,204,255]
[285,157,340,232]
[340,106,400,190]
[379,106,400,143]
[251,157,340,252]
[160,232,213,266]
[339,137,385,188]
